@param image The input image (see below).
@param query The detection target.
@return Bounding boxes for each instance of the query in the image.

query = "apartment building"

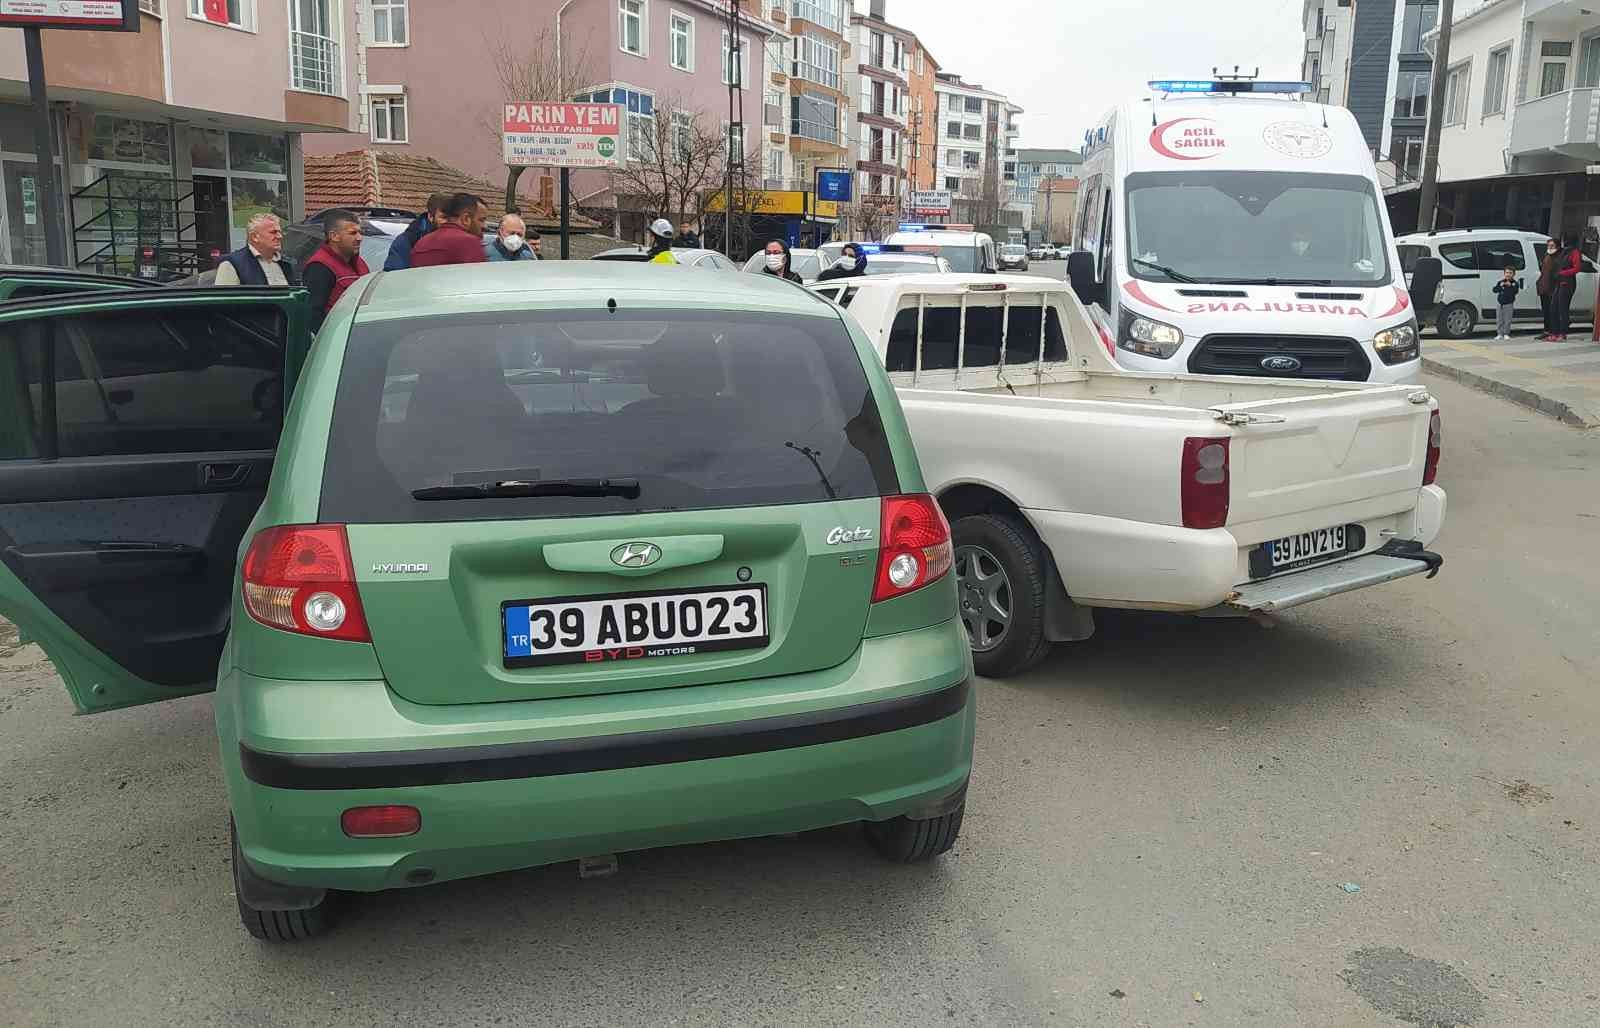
[904,30,939,194]
[0,0,359,272]
[932,71,1022,233]
[1302,0,1355,106]
[845,0,914,213]
[1014,147,1081,237]
[307,0,771,231]
[1403,0,1600,238]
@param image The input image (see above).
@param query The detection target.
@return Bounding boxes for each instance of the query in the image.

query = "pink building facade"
[306,0,770,219]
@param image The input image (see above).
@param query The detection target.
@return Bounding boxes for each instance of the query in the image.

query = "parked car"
[741,247,825,282]
[1028,245,1048,261]
[592,246,741,270]
[809,253,953,307]
[882,227,998,274]
[0,263,975,940]
[999,244,1030,272]
[831,273,1446,677]
[1395,228,1596,338]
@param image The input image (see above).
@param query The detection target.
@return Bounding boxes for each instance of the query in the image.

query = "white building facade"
[932,72,1023,234]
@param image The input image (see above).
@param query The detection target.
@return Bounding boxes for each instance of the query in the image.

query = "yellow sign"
[704,189,839,218]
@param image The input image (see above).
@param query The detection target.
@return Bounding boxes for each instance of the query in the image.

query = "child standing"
[1493,265,1520,341]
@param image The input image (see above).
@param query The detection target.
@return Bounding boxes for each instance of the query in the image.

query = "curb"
[1422,355,1600,429]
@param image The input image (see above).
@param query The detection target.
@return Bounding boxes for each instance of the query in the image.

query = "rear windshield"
[320,310,899,523]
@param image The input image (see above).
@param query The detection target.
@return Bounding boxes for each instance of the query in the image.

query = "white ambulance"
[1069,79,1420,383]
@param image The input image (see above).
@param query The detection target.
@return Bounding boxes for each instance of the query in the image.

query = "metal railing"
[792,117,841,145]
[291,30,341,96]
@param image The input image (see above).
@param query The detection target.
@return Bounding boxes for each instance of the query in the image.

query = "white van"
[1069,80,1420,384]
[1395,228,1596,338]
[883,224,998,274]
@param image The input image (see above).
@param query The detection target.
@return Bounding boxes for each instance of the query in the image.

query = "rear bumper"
[1195,542,1443,616]
[216,621,975,893]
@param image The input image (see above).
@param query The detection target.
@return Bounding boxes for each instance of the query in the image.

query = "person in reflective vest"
[302,210,371,333]
[646,218,680,264]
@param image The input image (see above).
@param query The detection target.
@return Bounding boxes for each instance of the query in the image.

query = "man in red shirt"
[410,193,489,268]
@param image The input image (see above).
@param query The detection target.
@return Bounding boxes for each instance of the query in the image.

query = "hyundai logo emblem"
[610,542,661,568]
[1260,354,1303,373]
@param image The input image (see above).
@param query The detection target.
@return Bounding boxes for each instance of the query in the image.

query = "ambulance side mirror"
[1408,257,1443,318]
[1067,250,1102,306]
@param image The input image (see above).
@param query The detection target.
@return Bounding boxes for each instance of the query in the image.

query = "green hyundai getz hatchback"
[0,263,974,940]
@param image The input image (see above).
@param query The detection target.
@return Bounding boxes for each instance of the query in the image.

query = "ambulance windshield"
[1125,171,1390,287]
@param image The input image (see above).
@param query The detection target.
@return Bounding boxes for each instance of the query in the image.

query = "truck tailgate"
[1216,385,1434,537]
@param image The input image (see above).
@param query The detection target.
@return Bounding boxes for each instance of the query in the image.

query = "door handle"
[200,462,250,489]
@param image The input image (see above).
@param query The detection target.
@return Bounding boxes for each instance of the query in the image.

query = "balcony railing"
[291,31,341,96]
[792,118,841,145]
[1510,87,1600,156]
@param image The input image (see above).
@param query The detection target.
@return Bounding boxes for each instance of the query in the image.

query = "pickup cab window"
[884,294,1069,375]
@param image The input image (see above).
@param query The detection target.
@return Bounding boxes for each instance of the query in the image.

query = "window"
[722,30,748,87]
[578,86,657,159]
[370,95,407,143]
[963,124,981,141]
[3,306,285,459]
[791,91,838,144]
[1394,70,1429,118]
[727,122,745,160]
[1541,59,1567,97]
[1438,242,1477,270]
[1443,62,1470,126]
[1402,136,1424,179]
[946,148,961,166]
[944,176,960,191]
[620,0,645,56]
[371,0,406,44]
[139,0,160,12]
[883,301,1066,374]
[794,31,840,89]
[671,111,693,161]
[965,96,983,113]
[892,38,903,71]
[189,0,249,29]
[290,0,340,95]
[916,48,924,75]
[767,147,784,180]
[669,12,693,71]
[963,151,980,170]
[1399,2,1438,54]
[1476,239,1525,271]
[791,0,842,34]
[1484,46,1510,115]
[1397,244,1428,274]
[871,31,884,69]
[318,309,896,524]
[1581,35,1600,88]
[947,120,962,138]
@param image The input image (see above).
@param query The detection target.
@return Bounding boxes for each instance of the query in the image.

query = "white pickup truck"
[815,274,1446,677]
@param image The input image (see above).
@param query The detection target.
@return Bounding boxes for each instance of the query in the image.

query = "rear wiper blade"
[411,477,641,501]
[1131,257,1199,283]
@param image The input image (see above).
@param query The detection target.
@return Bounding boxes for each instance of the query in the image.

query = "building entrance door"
[1,160,60,265]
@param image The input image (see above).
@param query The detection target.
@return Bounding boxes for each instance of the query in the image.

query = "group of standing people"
[216,190,545,332]
[1535,236,1584,342]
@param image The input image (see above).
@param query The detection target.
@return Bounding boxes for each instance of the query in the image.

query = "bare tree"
[838,197,894,241]
[480,25,600,213]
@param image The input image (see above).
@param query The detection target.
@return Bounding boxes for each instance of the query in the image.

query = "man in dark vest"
[214,213,297,286]
[302,210,371,333]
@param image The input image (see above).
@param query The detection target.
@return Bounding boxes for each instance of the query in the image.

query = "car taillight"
[873,494,954,602]
[1181,436,1231,530]
[341,805,420,838]
[241,524,371,642]
[1423,410,1441,485]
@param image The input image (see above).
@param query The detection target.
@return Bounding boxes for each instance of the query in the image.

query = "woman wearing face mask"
[1537,237,1561,340]
[817,243,869,281]
[760,239,804,283]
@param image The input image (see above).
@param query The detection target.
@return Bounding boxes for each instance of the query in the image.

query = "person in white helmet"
[646,218,679,264]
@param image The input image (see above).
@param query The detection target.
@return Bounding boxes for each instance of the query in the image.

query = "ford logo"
[1260,355,1303,373]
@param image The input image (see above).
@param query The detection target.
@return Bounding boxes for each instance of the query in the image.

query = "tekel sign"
[502,102,625,169]
[0,1,139,30]
[815,169,852,204]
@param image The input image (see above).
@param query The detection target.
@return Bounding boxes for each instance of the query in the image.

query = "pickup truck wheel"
[951,514,1051,677]
[1437,301,1476,339]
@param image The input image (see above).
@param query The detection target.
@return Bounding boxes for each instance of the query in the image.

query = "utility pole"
[1416,0,1455,232]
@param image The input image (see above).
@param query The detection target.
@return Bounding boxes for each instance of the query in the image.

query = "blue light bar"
[1149,79,1313,95]
[860,243,881,253]
[897,223,927,232]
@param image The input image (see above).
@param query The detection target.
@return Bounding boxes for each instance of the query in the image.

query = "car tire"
[232,818,331,942]
[1437,301,1477,339]
[865,803,965,863]
[950,514,1052,678]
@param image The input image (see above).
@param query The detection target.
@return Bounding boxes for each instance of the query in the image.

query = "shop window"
[88,116,171,167]
[228,132,287,175]
[189,128,227,172]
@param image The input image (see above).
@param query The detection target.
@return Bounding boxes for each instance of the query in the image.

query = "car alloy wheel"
[955,544,1012,652]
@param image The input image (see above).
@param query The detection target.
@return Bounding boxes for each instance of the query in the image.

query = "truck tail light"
[242,524,371,643]
[1423,410,1441,486]
[1181,437,1231,529]
[873,495,954,602]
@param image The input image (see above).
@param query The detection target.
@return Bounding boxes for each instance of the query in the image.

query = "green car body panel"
[0,264,973,901]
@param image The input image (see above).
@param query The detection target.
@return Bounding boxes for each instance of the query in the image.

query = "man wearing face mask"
[486,213,537,262]
[817,243,868,281]
[760,239,803,283]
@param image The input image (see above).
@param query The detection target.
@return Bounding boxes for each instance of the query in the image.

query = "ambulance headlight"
[1374,320,1420,365]
[1119,311,1185,359]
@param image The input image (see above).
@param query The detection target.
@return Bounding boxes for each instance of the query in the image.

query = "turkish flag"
[203,0,229,24]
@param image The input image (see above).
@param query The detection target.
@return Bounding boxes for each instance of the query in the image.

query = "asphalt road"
[3,372,1598,1027]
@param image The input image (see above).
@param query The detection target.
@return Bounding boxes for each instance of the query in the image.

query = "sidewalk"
[1422,330,1600,429]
